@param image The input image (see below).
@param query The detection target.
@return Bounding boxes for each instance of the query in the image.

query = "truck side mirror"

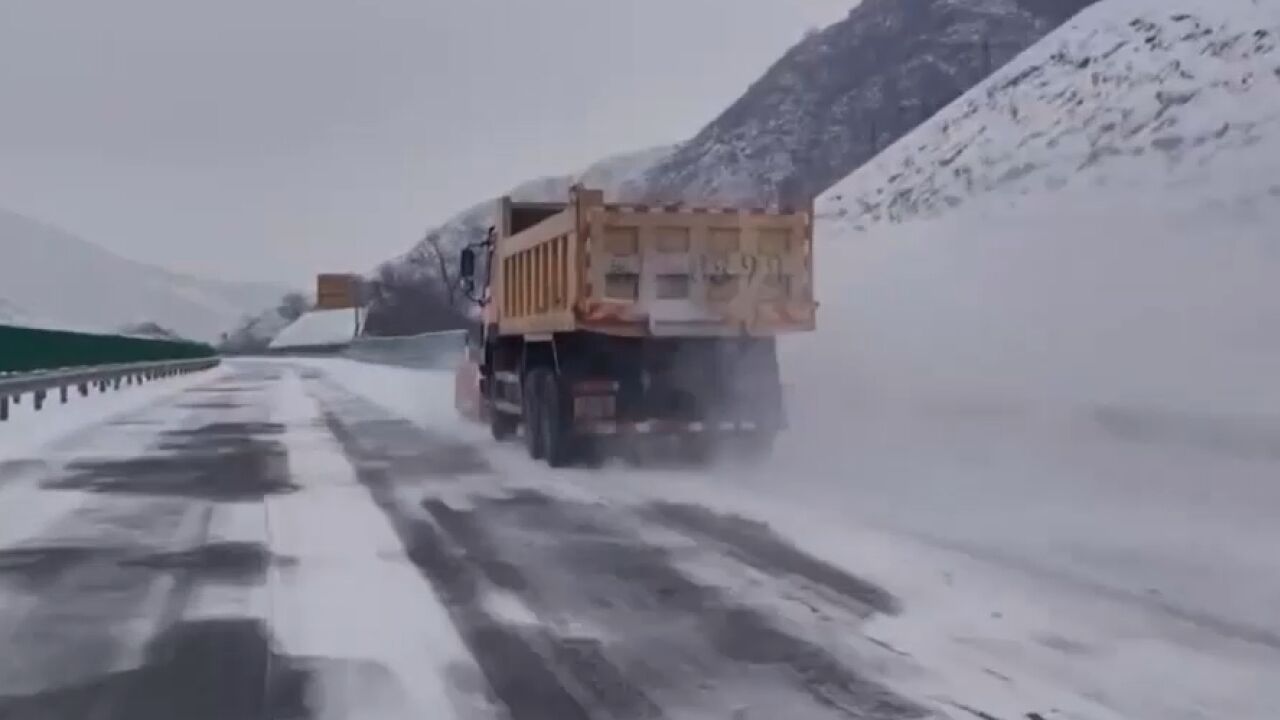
[459,247,476,279]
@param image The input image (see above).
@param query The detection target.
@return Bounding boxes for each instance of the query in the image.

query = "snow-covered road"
[0,361,924,720]
[0,358,1276,720]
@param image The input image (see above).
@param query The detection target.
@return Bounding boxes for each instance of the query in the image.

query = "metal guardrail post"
[0,358,219,422]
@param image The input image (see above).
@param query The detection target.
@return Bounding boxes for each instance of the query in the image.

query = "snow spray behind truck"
[454,186,816,466]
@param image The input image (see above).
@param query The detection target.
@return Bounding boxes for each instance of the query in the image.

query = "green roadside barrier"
[0,324,217,374]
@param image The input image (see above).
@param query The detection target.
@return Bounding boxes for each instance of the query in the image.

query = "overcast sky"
[0,1,853,287]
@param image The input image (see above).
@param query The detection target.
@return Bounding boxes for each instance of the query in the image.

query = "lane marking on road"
[264,368,487,720]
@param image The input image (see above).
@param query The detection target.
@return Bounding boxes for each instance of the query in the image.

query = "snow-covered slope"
[821,0,1280,224]
[633,0,1098,208]
[786,0,1280,640]
[799,0,1280,417]
[772,3,1280,716]
[0,207,290,341]
[268,309,357,350]
[219,307,295,353]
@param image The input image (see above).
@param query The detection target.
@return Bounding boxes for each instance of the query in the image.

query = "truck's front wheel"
[523,372,545,460]
[534,370,575,468]
[490,409,518,441]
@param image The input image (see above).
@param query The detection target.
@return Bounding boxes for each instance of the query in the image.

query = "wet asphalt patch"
[307,375,924,719]
[337,416,489,478]
[0,545,113,588]
[45,422,297,501]
[172,400,245,410]
[0,541,286,591]
[449,491,923,720]
[124,541,287,583]
[645,502,901,616]
[0,619,315,720]
[313,399,600,720]
[162,421,286,438]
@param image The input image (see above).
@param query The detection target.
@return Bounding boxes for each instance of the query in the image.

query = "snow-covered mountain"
[0,206,290,341]
[631,0,1099,208]
[791,0,1280,421]
[820,0,1280,225]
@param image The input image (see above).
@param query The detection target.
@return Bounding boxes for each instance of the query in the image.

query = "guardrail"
[1,324,217,374]
[0,358,220,422]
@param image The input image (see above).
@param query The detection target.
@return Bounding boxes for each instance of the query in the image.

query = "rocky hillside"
[631,0,1099,208]
[821,0,1280,226]
[794,0,1280,420]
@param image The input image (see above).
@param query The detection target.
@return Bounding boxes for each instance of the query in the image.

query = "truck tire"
[535,370,575,468]
[490,409,518,441]
[522,372,545,460]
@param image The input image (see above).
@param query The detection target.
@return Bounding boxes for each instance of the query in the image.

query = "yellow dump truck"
[456,186,815,466]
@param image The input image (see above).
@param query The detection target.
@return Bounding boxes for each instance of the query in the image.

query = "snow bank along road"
[0,360,932,720]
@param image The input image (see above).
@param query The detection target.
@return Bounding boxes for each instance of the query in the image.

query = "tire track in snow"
[306,372,926,720]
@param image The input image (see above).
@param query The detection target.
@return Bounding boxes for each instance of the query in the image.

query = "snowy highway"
[0,361,926,720]
[1,358,1278,720]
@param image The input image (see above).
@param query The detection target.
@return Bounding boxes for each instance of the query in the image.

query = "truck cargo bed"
[491,188,816,339]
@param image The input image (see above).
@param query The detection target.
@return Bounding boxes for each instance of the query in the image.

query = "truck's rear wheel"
[490,409,518,441]
[522,372,544,460]
[535,370,575,468]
